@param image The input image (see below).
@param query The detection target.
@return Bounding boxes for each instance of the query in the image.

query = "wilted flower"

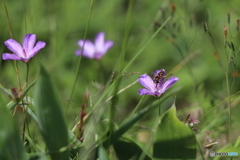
[10,87,23,103]
[2,34,46,62]
[75,32,114,60]
[138,69,178,97]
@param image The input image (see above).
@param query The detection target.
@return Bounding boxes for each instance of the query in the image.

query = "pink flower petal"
[103,40,114,53]
[77,40,95,58]
[161,77,179,93]
[23,34,36,55]
[95,32,105,52]
[75,49,82,56]
[2,53,25,61]
[30,41,46,58]
[138,88,156,96]
[138,75,156,92]
[4,39,24,58]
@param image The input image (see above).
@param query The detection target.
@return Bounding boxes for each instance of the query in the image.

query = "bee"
[153,70,165,84]
[153,70,173,84]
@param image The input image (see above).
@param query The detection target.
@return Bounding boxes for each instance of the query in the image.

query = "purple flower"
[75,32,114,60]
[138,69,179,97]
[2,34,46,63]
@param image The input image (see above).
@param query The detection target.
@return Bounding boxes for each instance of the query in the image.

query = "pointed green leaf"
[114,137,151,160]
[34,66,69,160]
[7,97,82,158]
[153,102,197,160]
[234,135,240,148]
[0,101,26,160]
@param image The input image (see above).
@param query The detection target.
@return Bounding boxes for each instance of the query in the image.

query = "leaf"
[6,96,83,159]
[34,65,69,160]
[153,101,197,160]
[0,83,12,97]
[114,136,151,160]
[0,100,26,160]
[98,145,109,160]
[234,135,240,148]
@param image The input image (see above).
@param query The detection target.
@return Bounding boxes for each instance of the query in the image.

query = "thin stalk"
[203,22,225,72]
[118,0,135,72]
[199,91,240,120]
[65,0,94,113]
[225,72,232,144]
[129,95,145,118]
[107,0,136,149]
[226,46,233,145]
[22,63,30,142]
[24,0,27,34]
[197,141,205,160]
[2,0,13,38]
[15,61,21,90]
[26,63,29,102]
[138,116,159,160]
[121,17,171,75]
[2,0,21,90]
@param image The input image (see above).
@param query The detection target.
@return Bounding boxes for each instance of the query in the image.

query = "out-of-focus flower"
[10,87,23,103]
[138,69,178,97]
[2,34,46,62]
[186,114,200,129]
[75,32,114,60]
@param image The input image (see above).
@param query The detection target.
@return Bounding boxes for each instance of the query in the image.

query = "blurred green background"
[1,0,240,158]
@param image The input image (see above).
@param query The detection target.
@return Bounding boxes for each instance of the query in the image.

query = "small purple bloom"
[138,69,179,97]
[75,32,114,60]
[2,34,46,63]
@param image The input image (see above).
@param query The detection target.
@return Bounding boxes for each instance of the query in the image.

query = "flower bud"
[227,13,230,24]
[223,26,227,38]
[237,19,240,31]
[170,2,176,15]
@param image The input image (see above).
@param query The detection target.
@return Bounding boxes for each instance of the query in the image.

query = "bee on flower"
[138,69,179,97]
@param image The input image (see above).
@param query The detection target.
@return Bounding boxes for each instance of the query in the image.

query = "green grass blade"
[121,16,171,74]
[0,83,12,97]
[234,135,240,148]
[34,65,69,160]
[153,101,197,160]
[0,100,26,160]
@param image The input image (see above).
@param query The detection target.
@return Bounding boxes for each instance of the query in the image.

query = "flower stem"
[26,63,29,102]
[22,62,30,142]
[14,61,21,89]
